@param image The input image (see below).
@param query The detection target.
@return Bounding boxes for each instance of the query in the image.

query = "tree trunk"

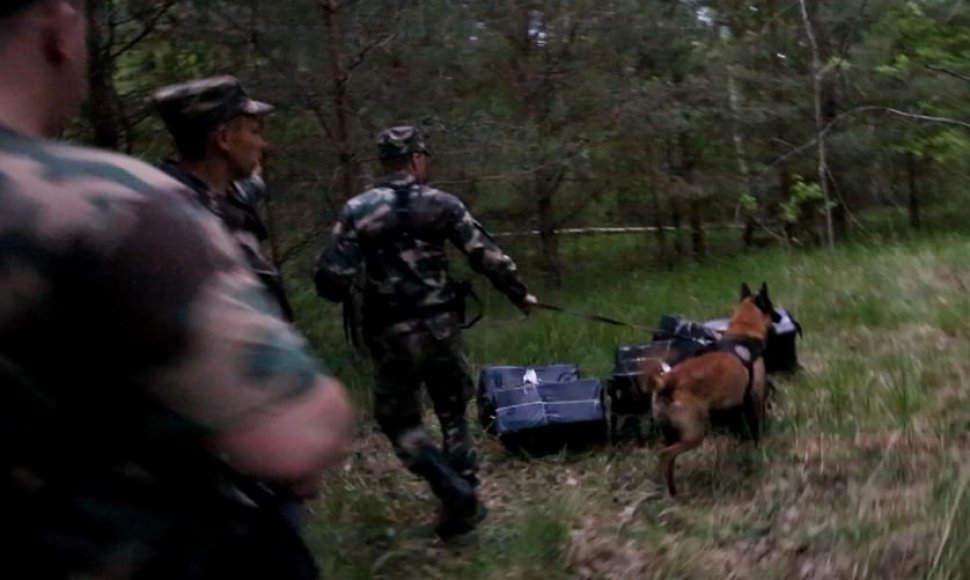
[727,63,759,249]
[321,0,356,200]
[664,141,685,259]
[822,70,845,237]
[799,0,835,249]
[743,220,755,248]
[677,130,704,261]
[780,165,795,244]
[651,186,667,266]
[907,152,921,229]
[689,198,705,260]
[671,199,685,258]
[537,189,562,286]
[85,0,124,150]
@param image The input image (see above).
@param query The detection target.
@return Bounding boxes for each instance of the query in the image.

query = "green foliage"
[740,192,759,212]
[870,1,970,171]
[781,176,824,224]
[893,128,970,163]
[79,0,970,254]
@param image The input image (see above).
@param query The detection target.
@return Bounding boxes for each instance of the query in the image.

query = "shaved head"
[0,0,46,39]
[0,0,89,136]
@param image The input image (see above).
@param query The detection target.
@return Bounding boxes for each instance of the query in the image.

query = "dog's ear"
[755,283,782,322]
[740,283,752,300]
[761,296,782,322]
[757,283,772,311]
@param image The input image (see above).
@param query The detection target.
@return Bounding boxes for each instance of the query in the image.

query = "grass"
[286,228,970,579]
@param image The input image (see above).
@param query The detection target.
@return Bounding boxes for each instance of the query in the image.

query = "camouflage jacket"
[0,126,326,569]
[158,161,278,278]
[314,173,527,332]
[159,161,294,320]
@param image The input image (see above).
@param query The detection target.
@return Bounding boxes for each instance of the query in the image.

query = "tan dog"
[642,283,779,496]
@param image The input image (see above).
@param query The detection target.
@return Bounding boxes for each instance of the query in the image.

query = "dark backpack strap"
[341,272,368,355]
[454,280,483,329]
[392,181,412,224]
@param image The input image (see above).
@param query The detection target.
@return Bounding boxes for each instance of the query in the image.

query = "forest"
[79,0,970,278]
[75,2,970,578]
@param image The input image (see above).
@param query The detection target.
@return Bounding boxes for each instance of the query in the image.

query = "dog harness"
[716,336,766,399]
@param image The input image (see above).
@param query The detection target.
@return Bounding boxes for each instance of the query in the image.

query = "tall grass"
[288,231,970,579]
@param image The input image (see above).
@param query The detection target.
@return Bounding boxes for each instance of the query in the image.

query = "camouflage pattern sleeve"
[106,191,327,431]
[313,204,362,303]
[0,136,329,434]
[446,197,528,304]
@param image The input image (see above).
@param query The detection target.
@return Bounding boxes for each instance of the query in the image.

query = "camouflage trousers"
[365,315,478,484]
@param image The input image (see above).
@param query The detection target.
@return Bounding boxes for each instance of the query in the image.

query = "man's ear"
[40,0,72,66]
[212,123,232,154]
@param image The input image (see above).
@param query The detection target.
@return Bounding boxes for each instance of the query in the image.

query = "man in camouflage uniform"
[0,1,352,577]
[314,126,537,538]
[152,76,295,321]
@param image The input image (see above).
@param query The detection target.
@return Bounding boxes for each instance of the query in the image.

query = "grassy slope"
[290,231,970,579]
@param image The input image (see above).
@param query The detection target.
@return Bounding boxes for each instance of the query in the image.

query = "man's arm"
[447,198,534,309]
[101,187,353,496]
[313,205,362,303]
[210,375,351,497]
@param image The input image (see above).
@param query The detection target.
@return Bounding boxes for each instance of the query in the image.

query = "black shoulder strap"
[454,280,483,329]
[387,181,413,237]
[364,182,418,248]
[716,337,765,398]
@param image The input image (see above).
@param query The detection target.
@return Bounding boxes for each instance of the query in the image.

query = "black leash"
[532,303,724,350]
[533,302,656,334]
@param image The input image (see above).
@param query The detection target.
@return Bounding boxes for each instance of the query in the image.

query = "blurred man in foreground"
[0,1,352,577]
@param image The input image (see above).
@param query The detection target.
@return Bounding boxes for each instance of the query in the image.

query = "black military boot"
[445,448,480,489]
[434,487,487,540]
[442,420,480,489]
[410,446,486,539]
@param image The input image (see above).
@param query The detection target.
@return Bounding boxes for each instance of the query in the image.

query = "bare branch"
[865,106,970,130]
[278,227,330,265]
[109,0,178,59]
[307,103,339,152]
[346,33,396,72]
[770,105,970,169]
[924,63,970,85]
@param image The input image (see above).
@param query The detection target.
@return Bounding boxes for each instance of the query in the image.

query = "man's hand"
[211,376,354,500]
[518,293,538,315]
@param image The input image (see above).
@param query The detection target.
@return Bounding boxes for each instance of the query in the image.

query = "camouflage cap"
[152,76,274,138]
[377,126,431,160]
